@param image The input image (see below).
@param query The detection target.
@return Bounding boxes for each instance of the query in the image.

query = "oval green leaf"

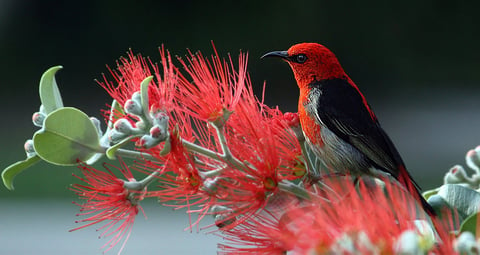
[438,184,480,221]
[2,155,41,190]
[427,194,459,226]
[460,212,480,236]
[39,66,64,114]
[33,107,103,165]
[140,76,153,117]
[107,100,125,130]
[105,135,140,160]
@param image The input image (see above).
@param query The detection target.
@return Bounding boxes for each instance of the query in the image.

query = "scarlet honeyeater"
[262,43,434,215]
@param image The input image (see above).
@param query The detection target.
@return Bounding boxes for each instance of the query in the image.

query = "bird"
[262,42,434,215]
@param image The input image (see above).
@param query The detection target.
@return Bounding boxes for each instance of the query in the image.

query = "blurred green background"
[1,0,479,253]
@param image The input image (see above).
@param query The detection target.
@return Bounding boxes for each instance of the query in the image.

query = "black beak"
[261,50,289,60]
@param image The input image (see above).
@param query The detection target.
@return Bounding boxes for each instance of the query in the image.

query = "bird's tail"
[417,189,436,216]
[397,165,436,217]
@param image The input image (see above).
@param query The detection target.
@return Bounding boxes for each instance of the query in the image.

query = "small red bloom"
[99,46,178,112]
[218,206,296,254]
[70,161,144,254]
[176,44,247,122]
[226,99,303,183]
[282,112,300,128]
[142,132,215,230]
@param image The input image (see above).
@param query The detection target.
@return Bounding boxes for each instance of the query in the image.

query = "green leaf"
[2,156,41,190]
[105,135,140,160]
[427,194,459,226]
[437,184,480,221]
[140,76,153,116]
[460,212,480,236]
[107,100,125,130]
[159,136,171,156]
[85,153,103,165]
[39,66,64,114]
[423,188,440,200]
[33,107,103,166]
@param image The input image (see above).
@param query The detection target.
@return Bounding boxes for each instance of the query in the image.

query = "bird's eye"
[295,54,307,63]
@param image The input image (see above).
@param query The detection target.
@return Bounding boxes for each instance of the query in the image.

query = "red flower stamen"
[98,46,178,114]
[176,44,247,122]
[218,176,456,254]
[70,161,144,254]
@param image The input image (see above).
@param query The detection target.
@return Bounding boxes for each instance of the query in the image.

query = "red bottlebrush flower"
[265,109,305,179]
[226,97,303,184]
[206,171,278,232]
[176,44,247,122]
[218,176,456,254]
[218,205,297,254]
[141,131,215,230]
[70,161,144,254]
[200,102,303,231]
[98,46,178,112]
[156,131,203,196]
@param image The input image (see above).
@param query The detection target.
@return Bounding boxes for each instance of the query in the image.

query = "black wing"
[310,78,405,178]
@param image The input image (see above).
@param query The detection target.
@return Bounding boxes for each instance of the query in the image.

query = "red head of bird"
[263,42,374,121]
[262,43,347,89]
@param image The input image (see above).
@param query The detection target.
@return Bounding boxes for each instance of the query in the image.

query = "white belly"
[304,126,370,175]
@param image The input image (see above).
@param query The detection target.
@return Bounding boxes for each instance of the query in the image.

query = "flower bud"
[114,118,134,134]
[214,214,236,229]
[134,120,145,130]
[455,231,480,254]
[211,205,235,229]
[466,148,480,173]
[151,111,168,125]
[138,134,156,148]
[149,125,162,139]
[283,112,300,128]
[394,230,421,255]
[108,129,128,143]
[32,112,46,127]
[131,91,142,104]
[24,139,36,158]
[151,111,169,133]
[89,117,103,137]
[444,165,469,184]
[202,177,231,199]
[124,99,143,116]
